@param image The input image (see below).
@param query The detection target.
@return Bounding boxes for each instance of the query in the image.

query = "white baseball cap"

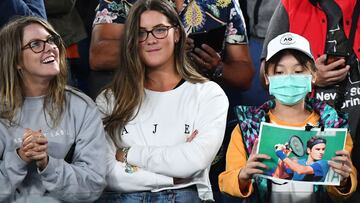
[266,32,314,61]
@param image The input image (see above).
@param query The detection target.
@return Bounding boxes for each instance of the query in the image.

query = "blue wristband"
[276,150,287,160]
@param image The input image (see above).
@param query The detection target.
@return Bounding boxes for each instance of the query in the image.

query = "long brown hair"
[103,0,206,145]
[0,16,67,127]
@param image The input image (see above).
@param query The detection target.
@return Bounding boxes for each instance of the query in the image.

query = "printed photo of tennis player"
[257,123,347,185]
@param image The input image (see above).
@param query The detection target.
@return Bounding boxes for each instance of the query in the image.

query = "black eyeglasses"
[22,35,61,53]
[138,26,175,42]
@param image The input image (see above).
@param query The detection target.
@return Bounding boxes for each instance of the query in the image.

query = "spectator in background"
[88,0,128,99]
[0,16,106,202]
[75,0,99,98]
[236,0,280,106]
[0,0,47,28]
[178,1,254,201]
[180,0,254,89]
[90,0,254,88]
[95,0,228,202]
[45,0,88,92]
[89,0,254,94]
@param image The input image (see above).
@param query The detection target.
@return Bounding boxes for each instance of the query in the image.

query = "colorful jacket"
[234,97,349,202]
[235,97,348,156]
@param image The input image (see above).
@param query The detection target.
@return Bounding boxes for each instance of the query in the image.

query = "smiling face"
[20,23,60,84]
[138,10,179,70]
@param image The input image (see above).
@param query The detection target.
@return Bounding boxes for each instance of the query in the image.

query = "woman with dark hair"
[95,0,228,202]
[0,16,107,202]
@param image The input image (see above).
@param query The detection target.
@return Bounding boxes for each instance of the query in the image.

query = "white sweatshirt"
[96,81,229,200]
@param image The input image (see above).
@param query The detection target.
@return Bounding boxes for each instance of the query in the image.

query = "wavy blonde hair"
[103,0,207,145]
[0,16,67,127]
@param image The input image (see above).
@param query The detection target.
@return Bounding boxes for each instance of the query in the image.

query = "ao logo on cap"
[280,34,295,45]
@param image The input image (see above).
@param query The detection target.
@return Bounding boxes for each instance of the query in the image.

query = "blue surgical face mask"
[268,74,312,106]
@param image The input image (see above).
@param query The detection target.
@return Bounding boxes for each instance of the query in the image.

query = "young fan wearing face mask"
[218,32,357,202]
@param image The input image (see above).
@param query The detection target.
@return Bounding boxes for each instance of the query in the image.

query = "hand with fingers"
[17,129,35,163]
[238,139,271,183]
[189,43,222,76]
[185,37,195,53]
[328,150,353,187]
[115,148,128,163]
[115,130,200,164]
[21,128,49,170]
[314,54,350,87]
[274,143,292,160]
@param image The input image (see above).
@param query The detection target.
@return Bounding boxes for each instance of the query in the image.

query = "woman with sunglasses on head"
[95,0,228,202]
[0,16,107,202]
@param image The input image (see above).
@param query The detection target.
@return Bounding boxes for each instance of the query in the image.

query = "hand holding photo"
[256,122,347,185]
